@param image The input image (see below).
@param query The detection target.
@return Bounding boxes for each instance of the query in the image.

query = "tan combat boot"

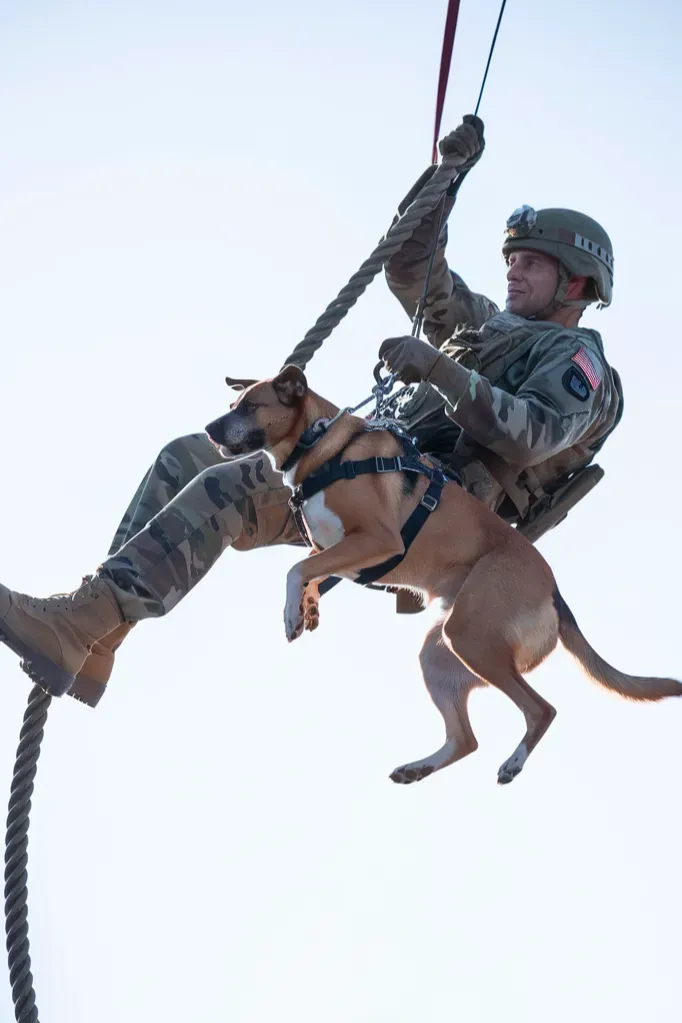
[69,621,136,708]
[0,575,124,697]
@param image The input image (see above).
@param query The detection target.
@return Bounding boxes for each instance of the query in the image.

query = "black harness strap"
[287,426,453,596]
[293,450,435,504]
[280,421,331,476]
[354,473,445,585]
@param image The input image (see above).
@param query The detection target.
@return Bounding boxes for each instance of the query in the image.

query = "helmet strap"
[530,264,591,320]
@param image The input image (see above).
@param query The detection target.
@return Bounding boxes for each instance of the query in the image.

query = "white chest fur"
[301,491,345,548]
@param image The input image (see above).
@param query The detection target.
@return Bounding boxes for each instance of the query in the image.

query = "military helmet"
[502,206,614,307]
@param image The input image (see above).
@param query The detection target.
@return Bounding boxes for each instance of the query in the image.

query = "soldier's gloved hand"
[379,336,442,385]
[439,114,485,170]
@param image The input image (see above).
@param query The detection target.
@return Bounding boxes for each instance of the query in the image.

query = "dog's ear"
[272,365,308,407]
[225,375,258,392]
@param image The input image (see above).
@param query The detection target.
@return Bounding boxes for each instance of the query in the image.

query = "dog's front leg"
[284,531,403,642]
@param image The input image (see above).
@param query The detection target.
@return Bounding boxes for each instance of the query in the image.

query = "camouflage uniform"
[101,435,302,621]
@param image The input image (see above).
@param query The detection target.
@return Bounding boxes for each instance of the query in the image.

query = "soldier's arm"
[428,338,609,468]
[385,203,499,346]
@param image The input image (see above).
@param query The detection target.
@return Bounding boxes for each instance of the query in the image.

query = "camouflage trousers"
[100,434,303,621]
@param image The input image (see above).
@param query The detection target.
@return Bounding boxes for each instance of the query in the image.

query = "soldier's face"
[505,250,559,317]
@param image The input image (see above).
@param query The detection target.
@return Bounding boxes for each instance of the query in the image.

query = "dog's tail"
[554,588,682,702]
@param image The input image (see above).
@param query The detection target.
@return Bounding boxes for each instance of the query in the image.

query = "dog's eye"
[234,398,259,416]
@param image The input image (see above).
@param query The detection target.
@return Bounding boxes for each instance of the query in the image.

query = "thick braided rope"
[281,154,464,370]
[5,685,51,1022]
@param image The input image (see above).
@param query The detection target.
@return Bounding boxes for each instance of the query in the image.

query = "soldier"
[0,117,622,718]
[382,116,621,520]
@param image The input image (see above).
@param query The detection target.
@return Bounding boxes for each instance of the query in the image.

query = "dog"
[205,365,682,786]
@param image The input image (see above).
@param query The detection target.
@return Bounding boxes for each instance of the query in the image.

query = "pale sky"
[1,1,681,1021]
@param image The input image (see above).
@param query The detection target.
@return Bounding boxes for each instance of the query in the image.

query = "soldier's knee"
[157,432,218,465]
[154,432,223,488]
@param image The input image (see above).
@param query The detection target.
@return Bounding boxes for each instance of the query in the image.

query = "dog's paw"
[497,744,527,785]
[497,763,521,785]
[303,585,320,632]
[389,763,435,785]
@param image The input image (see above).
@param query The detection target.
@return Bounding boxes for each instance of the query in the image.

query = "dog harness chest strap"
[290,442,443,507]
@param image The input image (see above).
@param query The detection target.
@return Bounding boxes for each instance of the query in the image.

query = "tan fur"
[207,368,682,786]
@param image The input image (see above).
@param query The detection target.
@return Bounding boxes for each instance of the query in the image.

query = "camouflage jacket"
[385,210,622,515]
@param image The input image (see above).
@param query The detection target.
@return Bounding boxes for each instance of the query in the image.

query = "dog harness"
[283,420,455,596]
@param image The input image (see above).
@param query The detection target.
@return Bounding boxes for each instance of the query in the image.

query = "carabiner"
[372,360,396,395]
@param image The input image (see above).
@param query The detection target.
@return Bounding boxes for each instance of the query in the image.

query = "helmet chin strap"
[530,264,591,321]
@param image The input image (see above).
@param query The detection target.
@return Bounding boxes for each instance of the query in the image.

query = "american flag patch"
[571,346,602,390]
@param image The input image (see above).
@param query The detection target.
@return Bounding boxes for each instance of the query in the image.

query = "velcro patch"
[562,368,590,402]
[571,346,602,390]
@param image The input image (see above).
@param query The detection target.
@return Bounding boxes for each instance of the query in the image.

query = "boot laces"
[28,576,98,614]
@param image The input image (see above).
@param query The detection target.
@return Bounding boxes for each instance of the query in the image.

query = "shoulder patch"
[562,367,590,402]
[571,346,602,390]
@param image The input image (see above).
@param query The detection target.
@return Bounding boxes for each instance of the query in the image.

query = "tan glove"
[379,336,471,397]
[379,336,442,385]
[439,114,485,170]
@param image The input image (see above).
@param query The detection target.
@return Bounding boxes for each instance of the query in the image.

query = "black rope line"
[474,0,508,117]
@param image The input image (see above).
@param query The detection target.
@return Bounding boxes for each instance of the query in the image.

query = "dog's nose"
[205,416,224,443]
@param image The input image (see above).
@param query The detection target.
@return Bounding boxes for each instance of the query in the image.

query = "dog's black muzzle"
[205,415,228,445]
[204,414,266,458]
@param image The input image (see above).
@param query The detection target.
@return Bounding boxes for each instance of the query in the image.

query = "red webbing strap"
[432,0,463,163]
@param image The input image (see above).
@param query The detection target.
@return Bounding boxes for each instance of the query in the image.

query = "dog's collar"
[280,411,347,476]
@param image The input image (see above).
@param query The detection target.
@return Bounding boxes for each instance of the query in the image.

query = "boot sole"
[67,674,106,708]
[0,625,75,697]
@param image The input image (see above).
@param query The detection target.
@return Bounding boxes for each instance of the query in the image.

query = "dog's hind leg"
[440,558,557,785]
[390,619,483,785]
